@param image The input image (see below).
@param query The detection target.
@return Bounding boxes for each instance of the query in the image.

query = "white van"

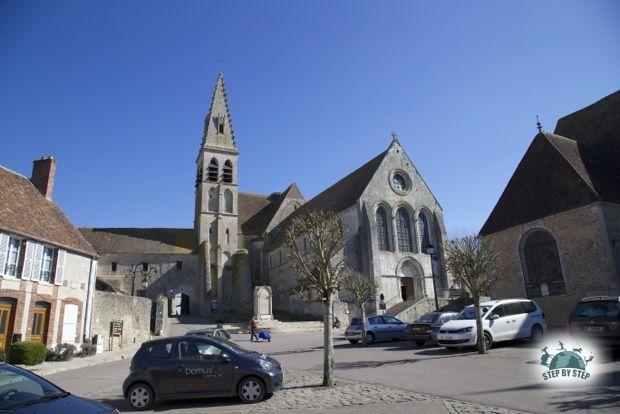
[436,299,547,349]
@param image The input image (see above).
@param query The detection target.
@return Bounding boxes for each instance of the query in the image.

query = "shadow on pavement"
[98,395,247,412]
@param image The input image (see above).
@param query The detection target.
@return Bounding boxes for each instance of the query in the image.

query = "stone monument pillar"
[253,286,273,320]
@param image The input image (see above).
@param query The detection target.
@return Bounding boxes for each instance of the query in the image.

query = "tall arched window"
[396,208,413,252]
[224,189,233,213]
[419,212,431,253]
[520,229,566,297]
[376,207,390,251]
[223,160,233,183]
[208,188,218,211]
[226,229,230,245]
[207,158,219,182]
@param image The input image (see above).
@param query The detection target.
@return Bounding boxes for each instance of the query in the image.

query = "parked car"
[569,296,620,346]
[405,312,458,346]
[0,363,118,413]
[123,336,283,410]
[186,327,232,340]
[437,299,546,350]
[344,315,407,344]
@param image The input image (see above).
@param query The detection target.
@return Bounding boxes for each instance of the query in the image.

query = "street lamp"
[426,244,440,311]
[130,262,157,296]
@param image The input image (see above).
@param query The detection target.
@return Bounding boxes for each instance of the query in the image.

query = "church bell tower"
[195,73,239,304]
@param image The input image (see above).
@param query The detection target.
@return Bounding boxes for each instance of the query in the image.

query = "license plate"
[445,336,453,340]
[585,326,604,332]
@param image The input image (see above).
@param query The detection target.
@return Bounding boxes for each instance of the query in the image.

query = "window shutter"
[21,241,36,280]
[31,243,44,281]
[54,249,66,285]
[0,233,8,276]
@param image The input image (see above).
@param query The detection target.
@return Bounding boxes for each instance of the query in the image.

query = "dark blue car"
[123,335,283,410]
[0,363,117,413]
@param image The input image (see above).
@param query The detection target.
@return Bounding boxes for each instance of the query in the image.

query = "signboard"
[111,319,123,337]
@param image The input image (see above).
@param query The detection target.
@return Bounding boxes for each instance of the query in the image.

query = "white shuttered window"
[21,241,36,280]
[54,249,66,285]
[0,233,9,276]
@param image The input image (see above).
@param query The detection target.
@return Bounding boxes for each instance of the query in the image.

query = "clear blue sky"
[1,0,619,235]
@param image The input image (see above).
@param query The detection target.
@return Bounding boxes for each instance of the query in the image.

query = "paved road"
[44,320,620,413]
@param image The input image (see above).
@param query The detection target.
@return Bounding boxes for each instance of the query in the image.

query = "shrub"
[77,340,97,358]
[10,341,47,365]
[0,350,5,362]
[45,343,77,362]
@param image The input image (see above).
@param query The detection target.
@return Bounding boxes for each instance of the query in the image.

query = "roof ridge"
[0,164,30,181]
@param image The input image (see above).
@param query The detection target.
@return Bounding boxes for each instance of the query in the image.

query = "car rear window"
[523,301,537,313]
[148,342,173,359]
[573,301,620,318]
[418,314,440,323]
[350,318,361,325]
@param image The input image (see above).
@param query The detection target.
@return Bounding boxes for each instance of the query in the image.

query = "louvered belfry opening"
[222,160,233,183]
[207,158,219,182]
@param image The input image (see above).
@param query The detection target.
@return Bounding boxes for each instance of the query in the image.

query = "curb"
[23,345,141,377]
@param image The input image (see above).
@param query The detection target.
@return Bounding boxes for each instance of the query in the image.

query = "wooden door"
[31,303,49,344]
[0,303,15,352]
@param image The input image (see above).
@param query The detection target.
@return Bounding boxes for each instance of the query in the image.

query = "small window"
[207,158,219,182]
[4,237,21,277]
[40,247,54,282]
[222,160,233,184]
[142,263,148,272]
[176,261,182,270]
[111,262,117,273]
[148,342,173,359]
[226,229,230,245]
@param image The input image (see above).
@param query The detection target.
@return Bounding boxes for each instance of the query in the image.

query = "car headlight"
[258,358,273,370]
[455,327,474,334]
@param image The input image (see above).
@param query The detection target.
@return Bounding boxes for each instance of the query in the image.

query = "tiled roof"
[238,192,273,235]
[0,165,97,256]
[267,149,389,249]
[240,184,304,236]
[79,227,197,254]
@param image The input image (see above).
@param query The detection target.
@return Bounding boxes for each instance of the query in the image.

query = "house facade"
[0,157,98,352]
[480,90,620,327]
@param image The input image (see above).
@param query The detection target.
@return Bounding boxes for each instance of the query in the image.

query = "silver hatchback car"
[344,315,407,344]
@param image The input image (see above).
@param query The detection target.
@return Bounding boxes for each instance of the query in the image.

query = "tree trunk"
[322,293,335,386]
[474,293,486,354]
[361,304,368,346]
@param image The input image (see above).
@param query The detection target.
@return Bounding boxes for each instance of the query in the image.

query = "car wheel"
[127,382,154,411]
[484,332,493,350]
[415,340,426,347]
[366,331,376,344]
[238,376,265,404]
[348,339,359,344]
[530,324,544,343]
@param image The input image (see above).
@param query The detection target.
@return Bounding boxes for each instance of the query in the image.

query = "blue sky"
[1,0,619,234]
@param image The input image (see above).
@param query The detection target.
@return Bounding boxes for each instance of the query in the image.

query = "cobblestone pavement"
[247,368,532,414]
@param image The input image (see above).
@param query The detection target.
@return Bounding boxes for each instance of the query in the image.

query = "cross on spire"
[536,115,543,133]
[217,53,227,73]
[390,131,398,141]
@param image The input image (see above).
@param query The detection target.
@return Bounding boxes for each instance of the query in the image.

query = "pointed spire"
[201,73,237,150]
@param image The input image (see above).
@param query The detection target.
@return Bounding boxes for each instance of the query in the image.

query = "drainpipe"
[83,258,97,340]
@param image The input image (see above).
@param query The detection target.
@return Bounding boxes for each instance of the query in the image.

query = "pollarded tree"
[283,210,346,387]
[444,235,500,354]
[342,271,379,346]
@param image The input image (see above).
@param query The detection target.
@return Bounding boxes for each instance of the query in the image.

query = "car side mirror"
[221,353,232,362]
[489,314,500,320]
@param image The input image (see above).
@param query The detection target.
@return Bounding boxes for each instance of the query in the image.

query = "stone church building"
[481,90,620,327]
[81,74,450,320]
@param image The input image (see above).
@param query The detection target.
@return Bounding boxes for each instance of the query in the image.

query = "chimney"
[31,156,57,200]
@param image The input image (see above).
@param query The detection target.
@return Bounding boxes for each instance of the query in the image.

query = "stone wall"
[485,203,619,328]
[90,291,151,351]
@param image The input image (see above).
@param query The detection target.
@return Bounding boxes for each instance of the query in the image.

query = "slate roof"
[241,184,304,236]
[480,89,620,236]
[267,149,389,249]
[79,228,197,254]
[0,165,97,256]
[238,192,273,235]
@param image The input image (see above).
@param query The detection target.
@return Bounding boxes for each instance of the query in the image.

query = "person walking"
[250,317,259,342]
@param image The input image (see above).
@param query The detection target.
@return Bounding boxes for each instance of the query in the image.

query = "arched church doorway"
[398,259,425,302]
[171,292,190,316]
